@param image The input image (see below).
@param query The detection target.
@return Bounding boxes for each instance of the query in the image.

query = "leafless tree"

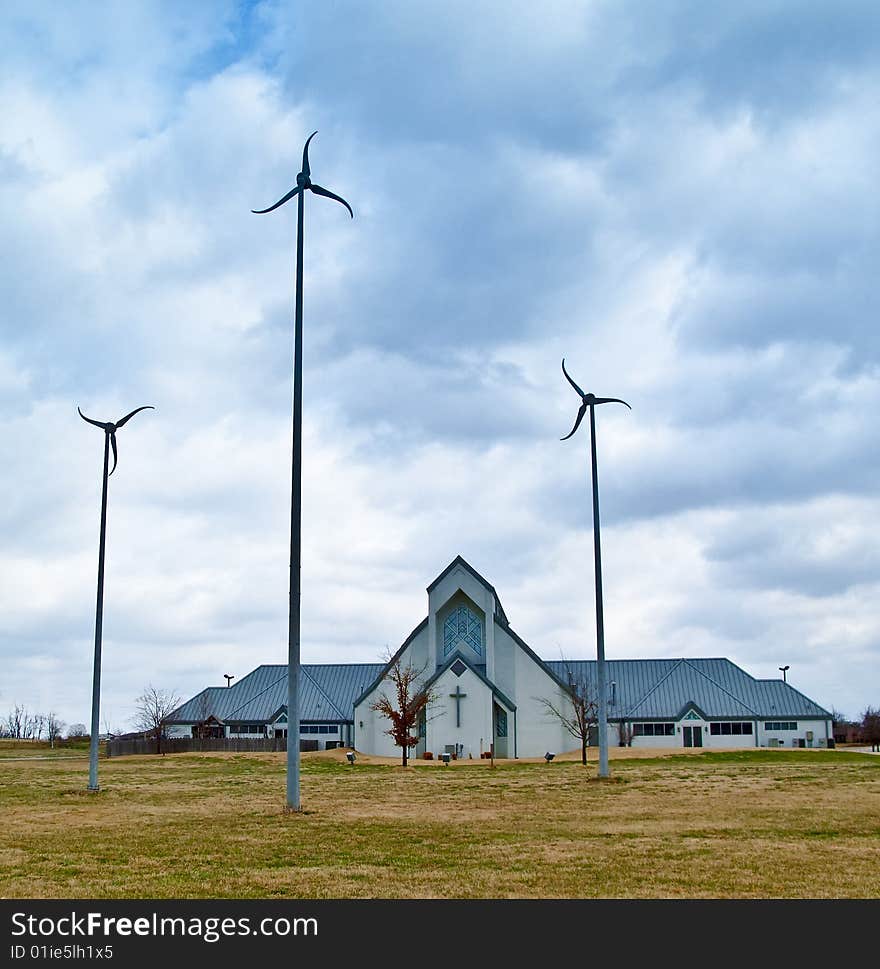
[133,686,181,755]
[370,653,438,767]
[46,712,65,749]
[32,714,47,742]
[861,706,880,752]
[538,660,598,765]
[6,705,28,740]
[67,723,88,739]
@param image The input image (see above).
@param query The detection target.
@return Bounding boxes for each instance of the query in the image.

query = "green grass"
[0,738,95,759]
[0,748,878,898]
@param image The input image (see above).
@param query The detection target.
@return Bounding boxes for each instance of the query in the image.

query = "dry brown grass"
[1,747,878,898]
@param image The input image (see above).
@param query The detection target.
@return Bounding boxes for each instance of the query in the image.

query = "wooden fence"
[106,736,294,757]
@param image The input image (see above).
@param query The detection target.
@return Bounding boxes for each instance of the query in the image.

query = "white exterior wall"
[497,624,570,757]
[424,666,494,759]
[628,732,673,749]
[353,624,431,759]
[757,719,831,748]
[623,718,833,749]
[699,722,756,749]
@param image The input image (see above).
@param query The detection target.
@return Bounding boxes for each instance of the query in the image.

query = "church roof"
[167,663,385,725]
[544,658,831,720]
[171,656,828,726]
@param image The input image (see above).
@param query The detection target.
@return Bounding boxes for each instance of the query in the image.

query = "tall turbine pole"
[78,404,153,791]
[560,360,630,779]
[252,132,352,812]
[88,431,111,791]
[287,166,306,811]
[588,403,609,779]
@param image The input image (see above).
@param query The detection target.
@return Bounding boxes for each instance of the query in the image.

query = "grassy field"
[1,747,878,898]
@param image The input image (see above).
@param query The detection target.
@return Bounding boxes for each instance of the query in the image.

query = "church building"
[167,556,833,755]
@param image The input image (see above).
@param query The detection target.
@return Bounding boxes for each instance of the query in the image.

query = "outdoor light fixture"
[779,665,790,683]
[346,751,355,764]
[544,752,556,762]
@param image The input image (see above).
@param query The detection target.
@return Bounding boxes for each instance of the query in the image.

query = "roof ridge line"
[680,658,758,716]
[226,669,288,719]
[625,659,687,717]
[299,666,348,721]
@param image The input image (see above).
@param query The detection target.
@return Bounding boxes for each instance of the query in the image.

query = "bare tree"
[67,723,88,739]
[133,686,181,755]
[46,712,65,749]
[6,705,25,739]
[370,654,438,767]
[830,708,848,727]
[861,706,880,752]
[538,660,598,765]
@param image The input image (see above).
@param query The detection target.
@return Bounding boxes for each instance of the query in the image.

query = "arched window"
[443,604,483,657]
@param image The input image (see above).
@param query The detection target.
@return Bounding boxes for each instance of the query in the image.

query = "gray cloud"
[0,2,877,726]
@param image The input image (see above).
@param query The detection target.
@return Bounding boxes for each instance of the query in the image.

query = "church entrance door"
[683,725,702,748]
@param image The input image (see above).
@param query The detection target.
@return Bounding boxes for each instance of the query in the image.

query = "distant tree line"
[832,706,880,749]
[1,686,182,755]
[0,706,67,747]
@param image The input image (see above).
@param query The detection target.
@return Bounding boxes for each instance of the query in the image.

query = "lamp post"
[560,359,630,780]
[78,404,153,791]
[252,132,352,812]
[779,665,790,683]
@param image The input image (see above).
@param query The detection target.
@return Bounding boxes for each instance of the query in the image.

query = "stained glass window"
[443,604,483,656]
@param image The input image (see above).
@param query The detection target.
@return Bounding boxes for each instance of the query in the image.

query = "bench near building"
[166,557,833,756]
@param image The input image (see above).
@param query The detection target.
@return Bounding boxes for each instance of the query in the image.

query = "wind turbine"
[560,359,630,779]
[78,404,153,791]
[252,131,353,812]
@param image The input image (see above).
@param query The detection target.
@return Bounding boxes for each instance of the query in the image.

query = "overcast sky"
[1,1,878,731]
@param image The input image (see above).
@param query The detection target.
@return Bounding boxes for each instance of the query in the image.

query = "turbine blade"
[251,184,303,215]
[594,396,632,410]
[109,432,118,476]
[115,404,155,428]
[309,183,354,218]
[561,358,586,398]
[77,407,110,430]
[301,130,318,178]
[561,401,588,441]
